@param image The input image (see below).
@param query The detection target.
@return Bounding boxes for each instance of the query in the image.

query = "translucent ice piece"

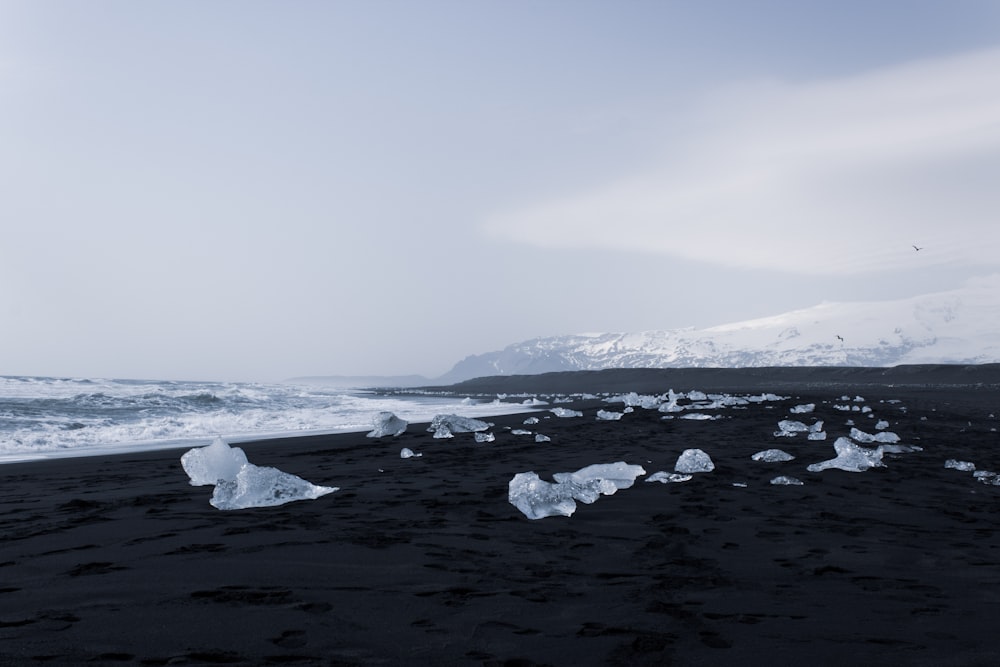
[210,463,338,511]
[770,475,804,486]
[645,471,692,484]
[366,411,408,438]
[427,414,492,437]
[550,407,583,418]
[475,431,496,443]
[790,404,815,414]
[944,459,975,472]
[507,471,578,519]
[675,448,715,473]
[534,434,551,443]
[806,437,884,473]
[180,437,249,486]
[774,420,809,437]
[400,447,422,458]
[596,410,624,421]
[752,449,795,463]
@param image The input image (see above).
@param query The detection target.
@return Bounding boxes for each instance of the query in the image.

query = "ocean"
[0,375,523,463]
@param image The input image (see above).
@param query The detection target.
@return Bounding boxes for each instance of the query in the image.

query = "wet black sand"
[2,366,1000,666]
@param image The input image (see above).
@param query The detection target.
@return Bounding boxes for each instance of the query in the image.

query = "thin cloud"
[482,47,1000,275]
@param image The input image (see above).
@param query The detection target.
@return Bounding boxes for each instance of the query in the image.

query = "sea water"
[0,375,518,463]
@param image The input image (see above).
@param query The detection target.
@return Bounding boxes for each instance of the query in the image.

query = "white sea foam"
[0,375,534,463]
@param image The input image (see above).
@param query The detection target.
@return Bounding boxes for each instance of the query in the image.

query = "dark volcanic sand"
[2,367,1000,666]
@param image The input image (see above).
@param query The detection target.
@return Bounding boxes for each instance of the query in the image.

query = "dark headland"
[2,365,999,666]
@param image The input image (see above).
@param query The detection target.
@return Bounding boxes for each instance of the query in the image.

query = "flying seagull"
[836,335,844,342]
[912,245,923,251]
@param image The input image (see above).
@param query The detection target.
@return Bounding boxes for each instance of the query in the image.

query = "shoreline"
[3,370,1000,665]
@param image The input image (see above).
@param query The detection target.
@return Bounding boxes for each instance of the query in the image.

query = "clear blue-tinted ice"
[180,437,249,486]
[508,462,646,519]
[474,431,496,443]
[770,475,804,485]
[428,414,492,438]
[366,411,408,438]
[774,420,810,437]
[790,403,815,414]
[596,409,624,421]
[210,463,338,511]
[535,434,551,442]
[181,438,337,510]
[752,449,795,462]
[645,471,692,484]
[850,426,900,444]
[675,448,715,473]
[945,459,975,471]
[806,437,884,473]
[550,407,583,418]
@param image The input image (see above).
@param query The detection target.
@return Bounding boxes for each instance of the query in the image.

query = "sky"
[2,0,999,382]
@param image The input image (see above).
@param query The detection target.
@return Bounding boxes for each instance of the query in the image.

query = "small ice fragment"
[428,414,491,438]
[474,431,495,443]
[550,407,583,418]
[209,464,337,511]
[790,403,815,414]
[523,397,548,406]
[400,447,422,459]
[366,411,408,438]
[732,482,748,488]
[687,391,708,401]
[507,472,578,519]
[774,420,809,437]
[681,413,720,420]
[945,459,976,472]
[752,449,795,463]
[596,409,624,421]
[511,429,532,435]
[850,427,900,444]
[181,437,249,486]
[535,434,551,443]
[770,475,804,486]
[509,462,646,519]
[645,471,692,484]
[807,431,827,440]
[806,437,884,473]
[675,448,715,473]
[523,417,540,425]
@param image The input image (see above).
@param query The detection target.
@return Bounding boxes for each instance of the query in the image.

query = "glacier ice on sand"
[675,448,715,474]
[752,449,795,463]
[427,414,492,439]
[181,437,337,510]
[807,437,885,473]
[508,462,646,520]
[366,411,408,438]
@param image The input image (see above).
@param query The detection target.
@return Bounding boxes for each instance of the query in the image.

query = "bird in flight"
[912,245,923,251]
[836,335,844,342]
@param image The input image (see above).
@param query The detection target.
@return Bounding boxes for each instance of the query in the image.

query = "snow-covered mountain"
[440,275,1000,382]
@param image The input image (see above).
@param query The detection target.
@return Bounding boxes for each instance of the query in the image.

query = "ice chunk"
[400,447,422,458]
[534,433,551,443]
[849,427,901,444]
[945,459,976,471]
[774,420,809,437]
[770,475,804,486]
[875,419,890,430]
[752,449,795,463]
[645,471,692,484]
[807,437,884,473]
[366,411,408,438]
[181,437,249,486]
[210,464,337,511]
[675,448,715,473]
[523,416,540,425]
[511,429,532,435]
[550,407,583,418]
[687,390,708,401]
[474,431,495,443]
[658,389,682,413]
[508,462,646,520]
[507,472,578,519]
[790,403,815,414]
[681,413,720,420]
[807,431,827,440]
[428,414,491,438]
[522,397,548,406]
[596,409,624,421]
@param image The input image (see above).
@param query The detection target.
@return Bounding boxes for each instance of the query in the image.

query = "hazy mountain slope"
[440,275,1000,382]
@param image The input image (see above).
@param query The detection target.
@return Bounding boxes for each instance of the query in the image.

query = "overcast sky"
[2,1,999,382]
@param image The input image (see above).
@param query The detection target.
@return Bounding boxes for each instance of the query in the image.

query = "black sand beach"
[2,366,1000,666]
